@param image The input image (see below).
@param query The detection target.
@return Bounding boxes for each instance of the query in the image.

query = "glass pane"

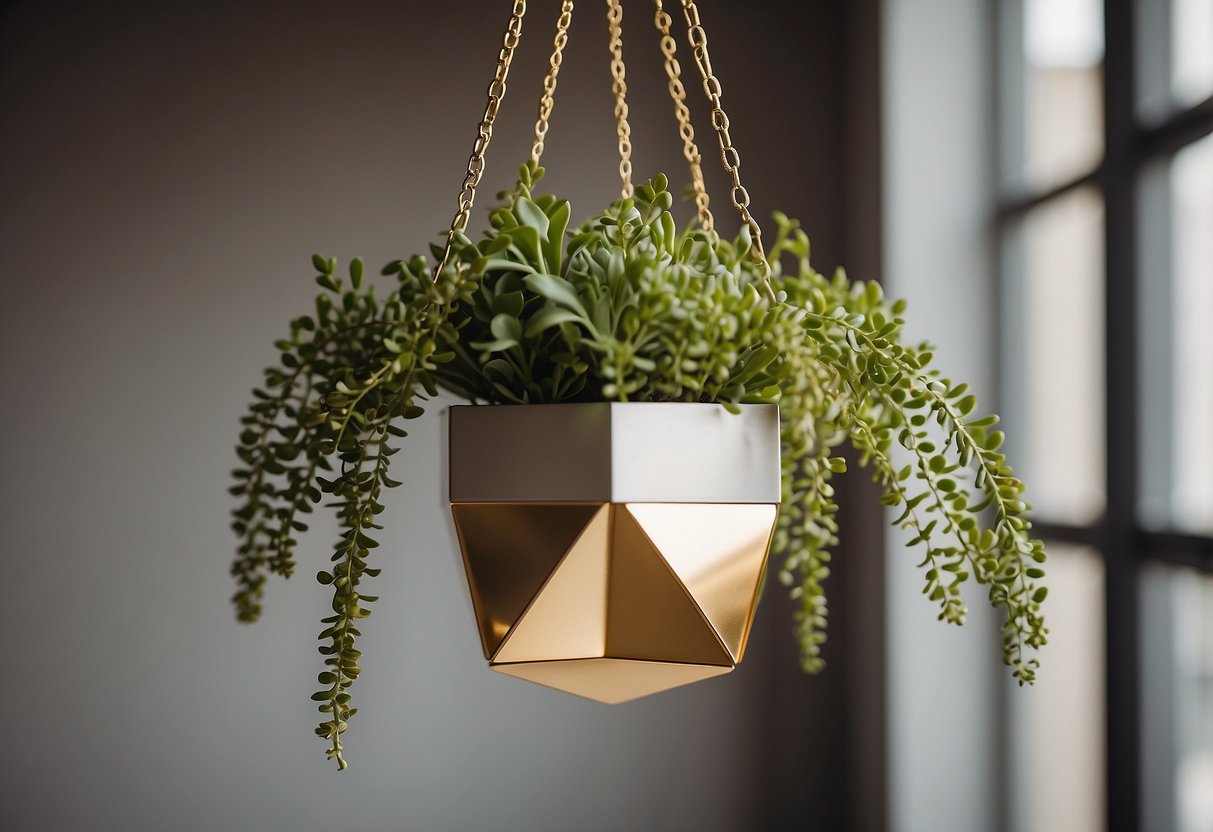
[1001,0,1105,191]
[1143,564,1213,832]
[1138,0,1213,119]
[1140,134,1213,535]
[1007,545,1106,832]
[1002,188,1106,524]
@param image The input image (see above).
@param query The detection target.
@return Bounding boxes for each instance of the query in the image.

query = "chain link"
[605,0,633,198]
[433,0,527,283]
[679,0,773,292]
[653,0,713,233]
[530,0,575,164]
[432,0,771,297]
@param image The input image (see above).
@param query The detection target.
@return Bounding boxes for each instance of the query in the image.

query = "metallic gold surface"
[679,0,775,299]
[492,658,733,704]
[430,1,527,283]
[605,0,633,197]
[653,0,714,232]
[452,501,777,702]
[450,402,780,702]
[451,503,600,658]
[492,506,610,664]
[605,506,733,666]
[625,503,777,662]
[529,0,574,164]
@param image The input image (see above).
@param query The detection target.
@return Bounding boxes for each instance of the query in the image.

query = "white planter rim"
[448,402,781,504]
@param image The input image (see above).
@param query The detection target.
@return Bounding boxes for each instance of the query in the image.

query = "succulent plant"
[229,161,1048,769]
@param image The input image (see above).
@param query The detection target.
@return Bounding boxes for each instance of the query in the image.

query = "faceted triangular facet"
[605,506,733,667]
[493,505,611,664]
[625,503,776,661]
[452,503,601,658]
[492,658,733,704]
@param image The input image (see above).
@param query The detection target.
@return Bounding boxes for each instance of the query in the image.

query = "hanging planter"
[449,402,780,702]
[228,0,1051,771]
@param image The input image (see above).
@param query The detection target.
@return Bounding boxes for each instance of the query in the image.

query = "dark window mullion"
[997,167,1104,222]
[1137,96,1213,157]
[993,5,1213,832]
[1032,522,1213,570]
[1032,521,1103,547]
[995,97,1211,226]
[1139,531,1213,571]
[1103,0,1142,830]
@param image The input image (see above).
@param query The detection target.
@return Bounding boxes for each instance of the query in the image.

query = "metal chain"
[432,0,527,283]
[679,0,773,289]
[605,0,633,198]
[530,0,575,164]
[652,0,713,233]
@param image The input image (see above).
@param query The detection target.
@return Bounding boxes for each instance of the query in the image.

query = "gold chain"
[652,0,713,233]
[679,0,772,289]
[606,0,633,198]
[433,0,527,283]
[530,0,575,164]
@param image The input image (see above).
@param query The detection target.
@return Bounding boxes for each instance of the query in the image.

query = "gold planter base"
[449,403,781,703]
[452,502,777,702]
[493,659,733,704]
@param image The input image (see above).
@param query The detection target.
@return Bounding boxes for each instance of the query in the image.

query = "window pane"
[1140,134,1213,535]
[1001,0,1105,191]
[1143,564,1213,832]
[1008,544,1106,832]
[1002,188,1106,524]
[1174,0,1213,104]
[1138,0,1213,119]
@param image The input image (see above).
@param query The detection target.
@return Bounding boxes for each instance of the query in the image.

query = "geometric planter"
[449,403,781,703]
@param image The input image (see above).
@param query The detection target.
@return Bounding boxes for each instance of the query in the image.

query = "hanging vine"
[229,0,1048,769]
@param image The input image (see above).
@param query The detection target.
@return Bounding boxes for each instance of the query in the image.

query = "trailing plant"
[230,162,1048,769]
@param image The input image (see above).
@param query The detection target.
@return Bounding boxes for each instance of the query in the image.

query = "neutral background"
[0,2,890,830]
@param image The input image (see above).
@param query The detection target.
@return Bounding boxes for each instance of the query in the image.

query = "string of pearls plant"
[229,163,1049,769]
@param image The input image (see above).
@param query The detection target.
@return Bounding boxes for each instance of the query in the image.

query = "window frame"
[993,1,1213,830]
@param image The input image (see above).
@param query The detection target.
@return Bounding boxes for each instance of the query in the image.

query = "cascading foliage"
[229,162,1048,769]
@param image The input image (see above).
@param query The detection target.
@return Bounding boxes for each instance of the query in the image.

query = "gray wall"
[0,2,881,830]
[882,2,1003,831]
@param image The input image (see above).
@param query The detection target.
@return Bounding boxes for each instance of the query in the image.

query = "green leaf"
[490,313,522,343]
[523,273,589,318]
[474,258,536,276]
[524,306,584,337]
[514,196,549,237]
[492,290,525,318]
[544,200,571,274]
[509,225,546,273]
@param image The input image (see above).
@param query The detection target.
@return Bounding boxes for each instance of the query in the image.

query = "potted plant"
[229,163,1049,769]
[449,398,781,704]
[228,2,1048,770]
